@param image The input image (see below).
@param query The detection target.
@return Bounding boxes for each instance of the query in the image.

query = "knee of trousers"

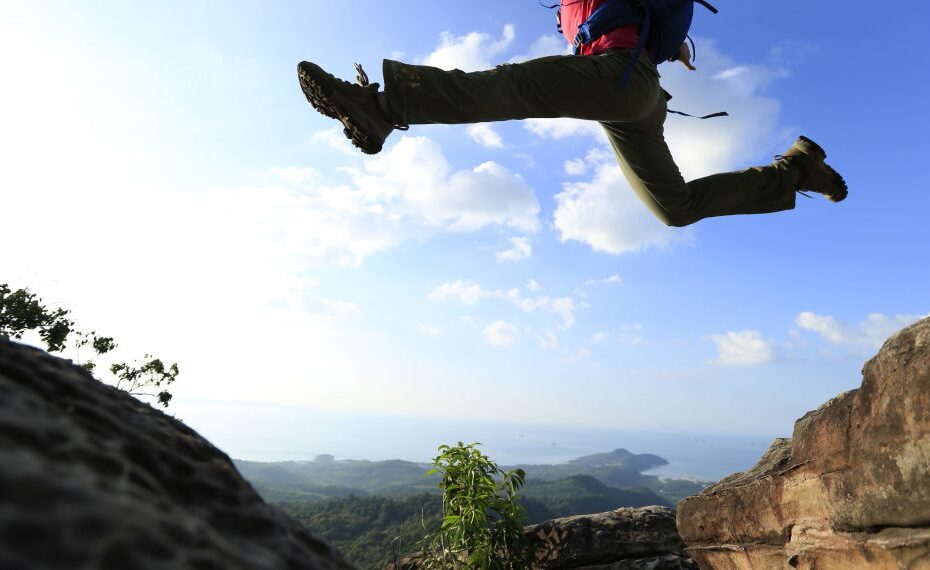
[654,209,697,228]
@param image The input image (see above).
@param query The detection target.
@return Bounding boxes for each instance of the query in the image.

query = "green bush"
[420,442,532,570]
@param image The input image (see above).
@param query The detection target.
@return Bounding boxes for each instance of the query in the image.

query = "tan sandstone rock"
[677,317,930,569]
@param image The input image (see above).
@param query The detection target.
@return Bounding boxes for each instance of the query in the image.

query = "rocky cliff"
[677,317,930,569]
[0,339,354,570]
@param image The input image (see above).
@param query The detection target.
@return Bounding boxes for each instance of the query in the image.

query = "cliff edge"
[677,317,930,569]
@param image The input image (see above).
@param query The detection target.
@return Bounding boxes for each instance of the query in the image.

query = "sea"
[178,398,779,481]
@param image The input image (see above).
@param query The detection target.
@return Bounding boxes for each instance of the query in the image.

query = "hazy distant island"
[235,448,711,569]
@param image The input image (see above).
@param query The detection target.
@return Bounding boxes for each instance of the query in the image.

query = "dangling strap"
[694,0,719,14]
[667,109,729,119]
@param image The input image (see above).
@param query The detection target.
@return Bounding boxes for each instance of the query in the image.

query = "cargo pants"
[381,49,798,227]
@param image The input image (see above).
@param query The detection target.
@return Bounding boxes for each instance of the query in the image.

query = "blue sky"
[2,1,928,465]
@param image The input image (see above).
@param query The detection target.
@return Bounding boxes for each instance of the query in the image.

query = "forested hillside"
[241,448,710,568]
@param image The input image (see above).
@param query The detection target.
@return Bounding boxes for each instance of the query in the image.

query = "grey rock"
[0,339,355,570]
[527,506,696,570]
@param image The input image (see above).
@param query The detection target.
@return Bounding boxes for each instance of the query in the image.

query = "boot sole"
[297,62,383,155]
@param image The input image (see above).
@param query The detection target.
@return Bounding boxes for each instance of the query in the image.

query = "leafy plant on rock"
[420,442,533,570]
[0,283,179,407]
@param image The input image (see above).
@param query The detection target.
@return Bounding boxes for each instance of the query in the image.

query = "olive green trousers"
[382,49,798,227]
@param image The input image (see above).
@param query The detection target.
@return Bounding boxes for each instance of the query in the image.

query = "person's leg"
[381,50,660,126]
[601,96,799,227]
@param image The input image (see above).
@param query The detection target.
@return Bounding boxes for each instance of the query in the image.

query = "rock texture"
[0,339,355,570]
[529,506,696,569]
[386,506,696,570]
[677,317,930,569]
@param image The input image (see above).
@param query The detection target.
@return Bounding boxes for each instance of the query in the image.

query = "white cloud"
[467,124,505,148]
[711,331,775,366]
[585,274,622,286]
[592,332,609,343]
[538,331,559,350]
[510,34,572,63]
[430,281,577,328]
[524,118,603,140]
[417,324,443,337]
[214,134,536,267]
[496,236,532,263]
[421,25,515,72]
[429,281,519,305]
[617,324,644,347]
[554,161,691,254]
[484,321,519,346]
[549,298,577,329]
[526,279,542,293]
[270,167,319,184]
[311,127,359,156]
[562,347,591,365]
[318,298,360,316]
[564,158,587,176]
[794,312,925,349]
[352,137,539,234]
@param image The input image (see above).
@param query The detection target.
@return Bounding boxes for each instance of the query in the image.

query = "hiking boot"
[297,61,396,155]
[778,136,848,202]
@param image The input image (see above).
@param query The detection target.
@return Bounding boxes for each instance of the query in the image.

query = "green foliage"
[111,356,179,407]
[279,494,442,570]
[520,475,669,521]
[0,283,179,407]
[0,283,74,352]
[420,442,532,570]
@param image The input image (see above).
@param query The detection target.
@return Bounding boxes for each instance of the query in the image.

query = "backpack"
[551,0,719,87]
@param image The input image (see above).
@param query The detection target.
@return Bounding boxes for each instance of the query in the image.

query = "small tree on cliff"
[420,442,533,570]
[0,283,179,407]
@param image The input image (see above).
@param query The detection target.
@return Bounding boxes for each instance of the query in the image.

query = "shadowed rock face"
[0,340,355,570]
[677,317,930,570]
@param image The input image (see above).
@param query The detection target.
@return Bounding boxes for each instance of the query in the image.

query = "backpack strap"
[618,5,651,88]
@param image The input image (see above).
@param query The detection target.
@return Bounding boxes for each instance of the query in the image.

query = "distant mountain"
[566,448,668,469]
[235,447,707,505]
